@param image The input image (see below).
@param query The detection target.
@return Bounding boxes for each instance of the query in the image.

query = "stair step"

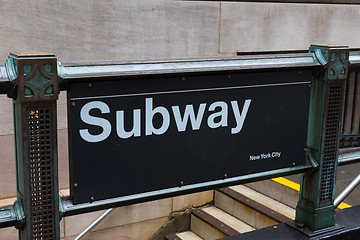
[165,231,203,240]
[191,206,254,240]
[245,178,299,208]
[232,185,295,219]
[165,179,299,239]
[177,231,203,240]
[215,185,295,229]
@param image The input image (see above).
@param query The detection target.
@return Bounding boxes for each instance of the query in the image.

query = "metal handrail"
[73,208,113,240]
[334,174,360,208]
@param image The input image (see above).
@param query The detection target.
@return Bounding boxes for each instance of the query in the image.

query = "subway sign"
[68,70,311,204]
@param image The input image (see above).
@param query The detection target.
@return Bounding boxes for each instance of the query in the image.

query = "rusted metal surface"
[8,52,61,240]
[192,209,240,236]
[218,188,292,223]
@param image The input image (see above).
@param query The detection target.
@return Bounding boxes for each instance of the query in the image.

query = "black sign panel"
[68,71,311,204]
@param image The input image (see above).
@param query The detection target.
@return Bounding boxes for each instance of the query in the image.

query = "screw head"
[88,83,92,87]
[74,183,78,188]
[224,174,227,178]
[90,197,94,201]
[296,221,305,228]
[71,102,75,107]
[180,181,184,186]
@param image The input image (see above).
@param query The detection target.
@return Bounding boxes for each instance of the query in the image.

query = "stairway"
[164,179,299,240]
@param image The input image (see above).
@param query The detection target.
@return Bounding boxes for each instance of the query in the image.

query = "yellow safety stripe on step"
[272,177,300,191]
[271,177,352,209]
[338,202,352,209]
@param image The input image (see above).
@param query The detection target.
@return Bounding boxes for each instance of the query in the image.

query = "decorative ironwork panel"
[6,52,58,102]
[320,84,342,204]
[28,107,55,239]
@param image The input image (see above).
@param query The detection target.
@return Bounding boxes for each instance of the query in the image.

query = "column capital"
[309,45,349,80]
[6,52,59,102]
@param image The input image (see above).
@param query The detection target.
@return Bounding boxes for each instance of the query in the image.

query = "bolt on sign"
[68,70,311,204]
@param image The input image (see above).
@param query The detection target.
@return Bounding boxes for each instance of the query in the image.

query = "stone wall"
[0,1,359,64]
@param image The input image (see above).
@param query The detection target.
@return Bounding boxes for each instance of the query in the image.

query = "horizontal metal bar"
[341,133,360,138]
[338,148,360,165]
[57,50,360,80]
[0,51,355,93]
[58,53,320,79]
[349,52,360,68]
[0,50,356,85]
[61,164,312,217]
[0,205,17,228]
[0,65,8,79]
[0,51,352,90]
[0,64,11,95]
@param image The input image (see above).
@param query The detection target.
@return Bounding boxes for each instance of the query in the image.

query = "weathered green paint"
[0,200,24,230]
[14,200,25,230]
[295,45,349,231]
[8,52,60,240]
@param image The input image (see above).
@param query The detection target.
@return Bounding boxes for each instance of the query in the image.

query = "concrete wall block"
[0,96,14,136]
[64,210,107,237]
[0,134,16,199]
[60,219,65,238]
[92,198,172,232]
[0,226,17,240]
[0,0,220,63]
[57,92,68,130]
[63,198,171,237]
[61,217,168,240]
[172,190,213,211]
[220,2,360,54]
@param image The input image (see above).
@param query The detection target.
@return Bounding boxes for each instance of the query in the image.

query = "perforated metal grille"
[320,84,342,204]
[28,108,55,240]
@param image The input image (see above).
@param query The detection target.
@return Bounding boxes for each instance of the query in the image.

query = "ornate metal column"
[6,52,60,240]
[295,45,349,232]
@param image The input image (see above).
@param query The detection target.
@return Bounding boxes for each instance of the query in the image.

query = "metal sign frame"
[0,45,357,239]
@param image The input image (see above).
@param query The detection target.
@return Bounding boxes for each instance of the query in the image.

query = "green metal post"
[295,45,349,231]
[6,52,60,239]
